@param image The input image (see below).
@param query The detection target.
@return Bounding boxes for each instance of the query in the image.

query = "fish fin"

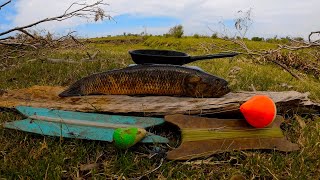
[186,74,202,83]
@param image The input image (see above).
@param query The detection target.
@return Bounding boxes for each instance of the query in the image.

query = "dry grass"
[0,36,320,179]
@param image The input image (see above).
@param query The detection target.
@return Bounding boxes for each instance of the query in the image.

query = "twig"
[45,58,79,64]
[264,166,279,180]
[0,36,13,41]
[86,52,92,60]
[55,31,76,42]
[0,0,11,10]
[45,52,100,63]
[70,35,84,45]
[271,60,302,80]
[134,158,164,180]
[250,84,257,92]
[277,43,320,51]
[18,29,36,39]
[0,41,37,49]
[44,163,50,180]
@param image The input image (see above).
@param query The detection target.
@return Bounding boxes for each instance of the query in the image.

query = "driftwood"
[0,86,319,115]
[45,51,99,64]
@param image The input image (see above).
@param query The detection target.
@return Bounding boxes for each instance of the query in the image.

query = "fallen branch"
[0,41,37,49]
[0,0,109,37]
[45,58,79,64]
[44,51,99,63]
[17,29,36,39]
[270,60,302,80]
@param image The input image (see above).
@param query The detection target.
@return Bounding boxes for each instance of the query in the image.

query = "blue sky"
[1,0,320,39]
[74,14,181,37]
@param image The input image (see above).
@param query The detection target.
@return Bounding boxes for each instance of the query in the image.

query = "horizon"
[0,0,319,39]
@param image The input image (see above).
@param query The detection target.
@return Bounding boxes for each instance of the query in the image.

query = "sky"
[0,0,319,39]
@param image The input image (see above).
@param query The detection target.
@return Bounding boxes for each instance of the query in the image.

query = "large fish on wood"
[59,64,230,98]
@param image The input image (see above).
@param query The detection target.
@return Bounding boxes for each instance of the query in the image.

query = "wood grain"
[0,85,318,115]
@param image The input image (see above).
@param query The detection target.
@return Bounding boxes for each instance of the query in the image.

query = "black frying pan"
[129,49,238,65]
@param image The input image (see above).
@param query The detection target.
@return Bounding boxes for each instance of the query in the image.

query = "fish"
[59,64,230,98]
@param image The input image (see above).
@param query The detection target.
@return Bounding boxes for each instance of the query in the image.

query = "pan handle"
[189,52,239,61]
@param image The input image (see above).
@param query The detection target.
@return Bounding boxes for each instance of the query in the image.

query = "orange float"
[240,95,277,128]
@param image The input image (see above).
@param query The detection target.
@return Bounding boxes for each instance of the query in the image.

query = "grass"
[0,36,320,179]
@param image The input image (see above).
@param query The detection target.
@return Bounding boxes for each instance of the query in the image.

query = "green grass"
[1,36,320,179]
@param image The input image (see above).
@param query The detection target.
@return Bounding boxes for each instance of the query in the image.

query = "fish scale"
[59,64,230,98]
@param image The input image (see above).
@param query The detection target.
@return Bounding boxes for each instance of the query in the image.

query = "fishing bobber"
[113,127,147,149]
[240,95,277,128]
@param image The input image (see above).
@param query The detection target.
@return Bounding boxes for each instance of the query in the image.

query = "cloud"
[11,0,101,32]
[7,0,320,38]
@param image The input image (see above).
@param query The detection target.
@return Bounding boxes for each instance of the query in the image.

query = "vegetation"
[0,35,320,179]
[167,25,184,38]
[211,33,218,39]
[251,36,264,41]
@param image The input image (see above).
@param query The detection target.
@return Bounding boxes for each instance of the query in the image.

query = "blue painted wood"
[16,106,164,128]
[4,106,169,143]
[4,119,169,143]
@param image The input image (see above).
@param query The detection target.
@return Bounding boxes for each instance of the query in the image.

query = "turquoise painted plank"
[16,106,164,128]
[4,119,169,143]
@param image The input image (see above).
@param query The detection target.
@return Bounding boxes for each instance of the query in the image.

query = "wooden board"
[165,115,299,160]
[4,106,169,143]
[0,86,319,115]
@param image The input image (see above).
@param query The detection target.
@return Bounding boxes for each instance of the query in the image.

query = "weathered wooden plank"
[0,86,319,115]
[16,106,165,128]
[4,106,169,143]
[4,119,169,143]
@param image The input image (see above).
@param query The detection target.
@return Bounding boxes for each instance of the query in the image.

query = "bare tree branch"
[0,0,11,11]
[0,41,37,49]
[0,0,109,37]
[204,33,319,80]
[0,36,13,41]
[18,29,36,39]
[270,60,302,80]
[55,31,76,42]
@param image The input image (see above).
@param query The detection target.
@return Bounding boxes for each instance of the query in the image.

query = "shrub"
[211,33,218,39]
[168,25,184,38]
[193,34,200,38]
[251,37,264,41]
[293,37,304,41]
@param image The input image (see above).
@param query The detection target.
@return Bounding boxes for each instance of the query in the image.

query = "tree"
[168,25,184,38]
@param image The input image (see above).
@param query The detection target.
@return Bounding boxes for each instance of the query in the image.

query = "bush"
[168,25,184,38]
[211,33,218,39]
[251,37,264,41]
[193,34,200,38]
[293,37,304,41]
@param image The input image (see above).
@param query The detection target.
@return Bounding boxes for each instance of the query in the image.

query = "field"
[0,36,320,179]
